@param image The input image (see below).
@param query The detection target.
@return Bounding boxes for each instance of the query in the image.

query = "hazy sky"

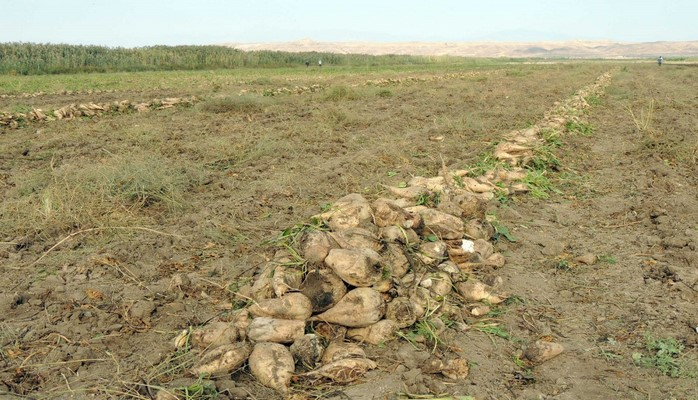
[2,0,696,47]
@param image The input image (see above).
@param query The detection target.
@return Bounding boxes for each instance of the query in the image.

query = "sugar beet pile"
[166,71,614,396]
[0,97,198,129]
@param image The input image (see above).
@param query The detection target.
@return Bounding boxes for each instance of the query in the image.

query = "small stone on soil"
[523,340,564,364]
[574,253,597,265]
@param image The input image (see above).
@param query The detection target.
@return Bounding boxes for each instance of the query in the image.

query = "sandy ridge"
[225,39,698,58]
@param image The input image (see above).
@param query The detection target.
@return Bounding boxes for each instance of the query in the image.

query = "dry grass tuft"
[323,85,359,101]
[197,94,272,114]
[626,98,656,137]
[0,152,201,241]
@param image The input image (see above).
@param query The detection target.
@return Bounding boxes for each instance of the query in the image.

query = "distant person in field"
[658,56,664,66]
[305,60,310,67]
[318,59,322,68]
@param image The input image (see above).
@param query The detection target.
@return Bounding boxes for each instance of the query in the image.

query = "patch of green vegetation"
[398,304,456,354]
[381,266,393,280]
[376,89,393,98]
[503,295,525,306]
[606,85,630,100]
[529,143,562,172]
[491,220,517,242]
[168,378,221,400]
[397,317,444,353]
[472,322,512,341]
[226,277,253,309]
[0,42,505,77]
[439,314,457,329]
[521,170,560,199]
[598,253,617,264]
[512,353,527,368]
[464,153,509,178]
[416,318,444,353]
[495,190,511,204]
[540,128,563,147]
[451,174,464,188]
[8,103,32,114]
[425,234,439,242]
[597,348,623,362]
[323,85,358,101]
[632,333,696,378]
[555,259,571,271]
[586,94,602,106]
[0,58,507,96]
[265,221,327,261]
[565,120,594,136]
[416,191,441,207]
[484,306,506,318]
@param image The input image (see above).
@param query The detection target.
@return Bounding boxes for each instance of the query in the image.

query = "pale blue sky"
[2,0,696,47]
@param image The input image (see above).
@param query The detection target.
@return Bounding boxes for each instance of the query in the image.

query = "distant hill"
[224,39,698,59]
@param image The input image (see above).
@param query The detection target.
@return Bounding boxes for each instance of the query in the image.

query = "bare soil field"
[1,61,697,400]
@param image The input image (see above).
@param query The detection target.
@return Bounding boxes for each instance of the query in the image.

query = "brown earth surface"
[1,62,698,399]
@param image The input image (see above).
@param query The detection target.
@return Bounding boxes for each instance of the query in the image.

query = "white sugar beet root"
[271,265,304,298]
[346,319,398,345]
[385,296,417,328]
[321,340,366,364]
[249,342,295,394]
[300,230,338,264]
[190,321,238,349]
[290,334,325,369]
[300,268,347,313]
[248,292,313,320]
[456,281,506,304]
[325,248,384,287]
[311,287,386,327]
[190,342,251,377]
[246,317,305,343]
[329,227,382,252]
[302,358,377,383]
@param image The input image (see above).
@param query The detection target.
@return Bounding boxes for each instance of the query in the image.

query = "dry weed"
[625,98,656,138]
[0,152,200,242]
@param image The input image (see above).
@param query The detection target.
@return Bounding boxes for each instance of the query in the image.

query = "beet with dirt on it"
[249,342,295,394]
[248,292,313,320]
[311,287,386,327]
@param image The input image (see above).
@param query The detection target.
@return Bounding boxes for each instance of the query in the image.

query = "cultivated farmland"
[1,59,697,399]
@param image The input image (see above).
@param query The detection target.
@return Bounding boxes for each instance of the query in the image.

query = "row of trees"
[0,43,442,75]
